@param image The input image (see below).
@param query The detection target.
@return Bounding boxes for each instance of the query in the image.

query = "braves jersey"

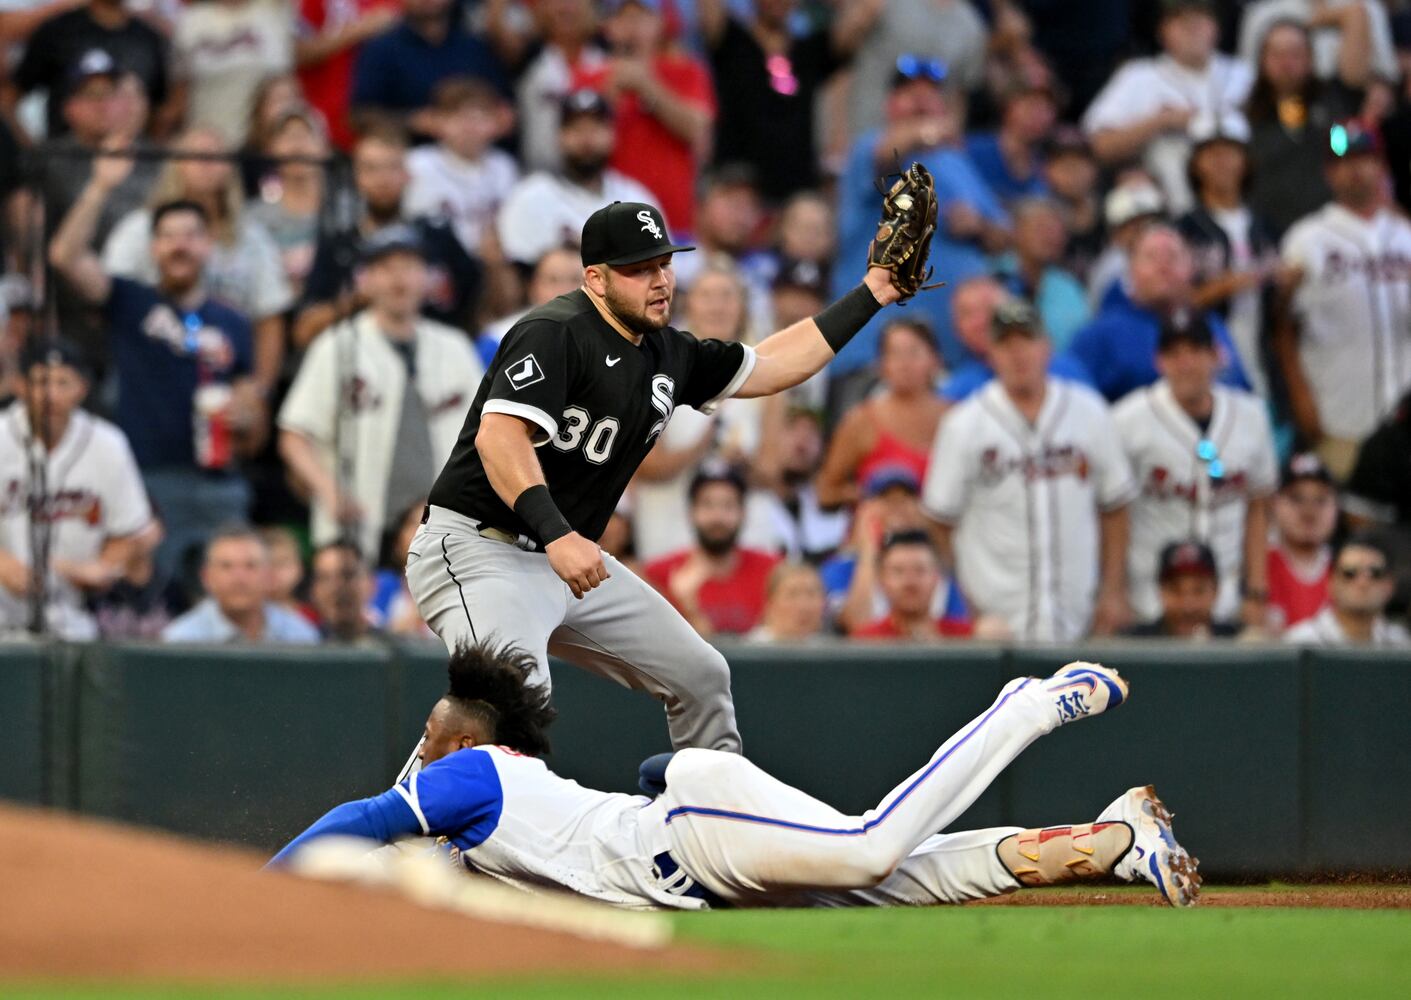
[1112,381,1278,622]
[404,145,519,256]
[1282,203,1411,441]
[428,289,755,545]
[923,378,1137,641]
[0,403,153,639]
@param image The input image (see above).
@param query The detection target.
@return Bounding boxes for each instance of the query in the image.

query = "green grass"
[9,889,1411,1000]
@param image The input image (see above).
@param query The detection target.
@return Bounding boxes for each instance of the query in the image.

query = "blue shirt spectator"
[941,354,1095,401]
[163,597,321,644]
[990,197,1090,349]
[965,133,1049,204]
[351,0,508,127]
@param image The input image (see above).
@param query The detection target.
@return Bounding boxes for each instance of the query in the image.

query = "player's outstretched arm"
[266,789,423,868]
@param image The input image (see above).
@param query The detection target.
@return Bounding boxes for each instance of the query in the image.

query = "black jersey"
[428,290,755,545]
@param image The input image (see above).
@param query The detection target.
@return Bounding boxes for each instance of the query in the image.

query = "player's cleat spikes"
[1098,785,1201,908]
[1037,660,1128,726]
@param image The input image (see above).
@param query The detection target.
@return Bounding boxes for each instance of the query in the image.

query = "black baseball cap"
[560,88,613,123]
[772,257,829,297]
[359,224,425,264]
[64,49,119,98]
[20,336,91,379]
[1158,540,1217,583]
[1160,0,1216,18]
[991,297,1043,340]
[1280,452,1335,490]
[688,462,746,503]
[1157,312,1215,352]
[580,201,694,267]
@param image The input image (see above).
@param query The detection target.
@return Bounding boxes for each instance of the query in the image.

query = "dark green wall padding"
[2,640,1408,877]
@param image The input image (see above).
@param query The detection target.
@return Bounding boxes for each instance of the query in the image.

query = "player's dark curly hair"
[445,640,557,757]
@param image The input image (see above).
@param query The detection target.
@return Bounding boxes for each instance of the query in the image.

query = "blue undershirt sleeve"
[266,789,422,868]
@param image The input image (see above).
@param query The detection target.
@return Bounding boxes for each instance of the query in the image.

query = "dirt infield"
[970,886,1411,909]
[0,805,716,983]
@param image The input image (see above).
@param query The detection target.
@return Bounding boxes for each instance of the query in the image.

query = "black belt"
[652,851,730,909]
[421,505,540,552]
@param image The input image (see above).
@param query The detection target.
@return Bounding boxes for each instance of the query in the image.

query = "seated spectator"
[965,78,1059,206]
[246,106,329,300]
[850,531,974,641]
[0,338,154,640]
[405,78,518,260]
[1114,313,1279,626]
[1177,113,1282,398]
[748,561,827,643]
[846,0,988,142]
[1123,540,1241,638]
[1082,0,1254,213]
[496,89,657,267]
[1042,127,1104,283]
[769,257,830,344]
[239,73,305,196]
[162,525,321,643]
[1238,0,1393,91]
[1268,452,1337,632]
[924,305,1136,640]
[816,319,946,511]
[753,407,848,563]
[350,0,507,139]
[1071,223,1251,403]
[833,57,1010,380]
[478,244,585,367]
[49,165,261,597]
[1243,18,1361,239]
[573,0,714,233]
[1274,121,1411,480]
[700,0,878,201]
[371,498,435,638]
[103,125,293,396]
[1285,535,1409,646]
[671,165,772,330]
[310,540,377,642]
[823,465,966,635]
[634,256,773,561]
[295,0,401,150]
[644,465,781,637]
[260,525,313,625]
[279,227,484,563]
[941,290,1092,402]
[6,0,175,141]
[769,191,836,279]
[173,0,295,143]
[992,197,1091,349]
[515,0,607,174]
[1086,178,1166,309]
[296,126,483,347]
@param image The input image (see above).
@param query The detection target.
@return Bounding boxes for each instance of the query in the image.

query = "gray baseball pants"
[404,505,742,760]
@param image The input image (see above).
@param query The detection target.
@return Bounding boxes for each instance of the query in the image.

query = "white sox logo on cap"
[637,209,663,240]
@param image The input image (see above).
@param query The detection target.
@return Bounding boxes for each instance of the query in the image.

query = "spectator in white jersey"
[1285,535,1409,647]
[162,524,320,643]
[0,339,153,640]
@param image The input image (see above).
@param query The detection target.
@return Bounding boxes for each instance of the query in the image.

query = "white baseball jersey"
[277,312,484,560]
[1281,203,1411,441]
[404,145,520,257]
[923,379,1137,641]
[1113,380,1279,622]
[1284,607,1410,647]
[1082,53,1253,213]
[0,403,153,640]
[496,170,659,265]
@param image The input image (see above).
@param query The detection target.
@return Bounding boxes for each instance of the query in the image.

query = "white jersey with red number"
[923,378,1137,641]
[1113,380,1279,621]
[0,403,153,639]
[1281,203,1411,441]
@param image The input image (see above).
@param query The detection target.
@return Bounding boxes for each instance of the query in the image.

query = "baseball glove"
[868,162,942,300]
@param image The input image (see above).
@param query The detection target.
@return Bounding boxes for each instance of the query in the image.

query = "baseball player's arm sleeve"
[482,320,574,444]
[679,335,757,414]
[266,789,424,868]
[396,749,504,847]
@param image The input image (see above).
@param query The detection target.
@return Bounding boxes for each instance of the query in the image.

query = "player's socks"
[995,821,1135,887]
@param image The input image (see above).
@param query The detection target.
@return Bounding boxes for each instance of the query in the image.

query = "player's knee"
[684,643,732,694]
[845,840,904,887]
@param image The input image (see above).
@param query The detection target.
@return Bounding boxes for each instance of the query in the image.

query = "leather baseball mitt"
[868,162,942,300]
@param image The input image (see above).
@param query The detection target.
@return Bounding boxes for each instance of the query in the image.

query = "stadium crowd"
[1,0,1409,647]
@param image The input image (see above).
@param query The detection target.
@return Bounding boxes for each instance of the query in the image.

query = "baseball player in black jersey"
[405,184,935,763]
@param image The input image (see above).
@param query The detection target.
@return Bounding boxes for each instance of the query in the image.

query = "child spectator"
[748,562,828,643]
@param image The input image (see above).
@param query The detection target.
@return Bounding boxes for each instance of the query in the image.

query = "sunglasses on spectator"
[895,55,948,85]
[1336,564,1387,581]
[1196,438,1224,481]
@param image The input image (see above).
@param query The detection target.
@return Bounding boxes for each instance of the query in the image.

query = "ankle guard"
[996,821,1134,887]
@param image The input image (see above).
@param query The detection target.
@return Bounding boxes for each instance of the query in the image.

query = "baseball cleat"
[1038,660,1128,726]
[1099,785,1201,907]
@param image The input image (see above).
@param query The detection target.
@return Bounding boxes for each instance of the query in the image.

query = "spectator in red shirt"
[851,531,974,642]
[1267,452,1337,633]
[573,0,715,233]
[295,0,401,150]
[644,465,780,637]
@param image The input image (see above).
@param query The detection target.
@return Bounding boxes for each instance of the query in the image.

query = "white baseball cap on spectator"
[1187,110,1251,149]
[1104,183,1166,230]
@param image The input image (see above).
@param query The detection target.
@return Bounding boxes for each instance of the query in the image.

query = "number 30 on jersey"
[551,375,675,463]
